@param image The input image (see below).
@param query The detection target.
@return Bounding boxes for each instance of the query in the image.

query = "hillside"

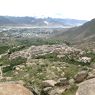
[56,18,95,43]
[0,16,86,26]
[0,43,95,95]
[53,19,95,46]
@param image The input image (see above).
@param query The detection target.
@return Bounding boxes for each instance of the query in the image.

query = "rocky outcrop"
[41,86,67,95]
[74,71,88,83]
[9,44,82,60]
[0,82,34,95]
[41,78,69,95]
[76,78,95,95]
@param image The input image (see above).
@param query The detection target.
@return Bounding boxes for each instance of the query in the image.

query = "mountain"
[60,19,95,41]
[0,16,87,26]
[46,17,87,26]
[57,18,95,43]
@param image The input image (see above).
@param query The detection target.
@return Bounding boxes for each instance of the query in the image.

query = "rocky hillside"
[52,18,95,49]
[0,44,95,95]
[57,18,95,43]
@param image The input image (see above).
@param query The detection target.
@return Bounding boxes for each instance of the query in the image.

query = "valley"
[0,16,95,95]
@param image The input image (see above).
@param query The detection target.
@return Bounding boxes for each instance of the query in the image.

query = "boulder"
[90,64,95,69]
[55,78,69,86]
[74,71,88,83]
[76,78,95,95]
[49,87,67,95]
[42,80,57,88]
[41,87,53,95]
[69,78,75,86]
[0,83,33,95]
[41,87,67,95]
[87,69,95,79]
[78,57,91,63]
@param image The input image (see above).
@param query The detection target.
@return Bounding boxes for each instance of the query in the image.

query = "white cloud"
[0,0,95,20]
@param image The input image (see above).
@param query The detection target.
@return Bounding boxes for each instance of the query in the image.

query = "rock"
[41,78,70,95]
[87,69,95,79]
[42,87,67,95]
[16,80,25,85]
[4,77,12,81]
[43,87,53,92]
[42,80,57,88]
[57,55,65,58]
[87,73,95,79]
[15,66,20,71]
[56,67,61,72]
[74,71,88,83]
[0,83,33,95]
[55,78,69,86]
[61,72,65,77]
[26,62,33,66]
[90,64,95,69]
[9,44,82,62]
[41,87,53,95]
[69,78,75,86]
[78,57,91,63]
[49,87,67,95]
[76,78,95,95]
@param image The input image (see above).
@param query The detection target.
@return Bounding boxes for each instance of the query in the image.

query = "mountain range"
[0,16,87,26]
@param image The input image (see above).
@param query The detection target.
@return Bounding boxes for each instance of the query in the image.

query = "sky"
[0,0,95,20]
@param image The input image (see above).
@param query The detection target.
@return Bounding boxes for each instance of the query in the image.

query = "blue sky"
[0,0,95,20]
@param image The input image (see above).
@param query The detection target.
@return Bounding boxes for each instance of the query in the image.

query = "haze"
[0,0,95,20]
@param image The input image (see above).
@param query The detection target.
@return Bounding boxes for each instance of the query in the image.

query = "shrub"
[3,57,27,73]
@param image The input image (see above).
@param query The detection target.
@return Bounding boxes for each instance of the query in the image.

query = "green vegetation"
[64,64,79,79]
[63,85,78,95]
[2,57,27,73]
[0,55,10,66]
[0,38,66,55]
[8,45,25,54]
[0,45,10,54]
[17,38,65,47]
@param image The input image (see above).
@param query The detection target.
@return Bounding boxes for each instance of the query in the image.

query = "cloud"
[0,0,95,20]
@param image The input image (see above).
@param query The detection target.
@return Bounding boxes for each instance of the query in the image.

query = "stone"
[57,55,65,58]
[42,80,57,88]
[61,72,65,77]
[41,87,53,95]
[76,78,95,95]
[55,78,69,86]
[78,57,91,63]
[0,83,33,95]
[90,64,95,69]
[49,87,67,95]
[41,86,67,95]
[69,78,75,86]
[87,69,95,79]
[74,71,88,83]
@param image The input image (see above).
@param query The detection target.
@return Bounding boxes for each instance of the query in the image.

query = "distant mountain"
[58,18,95,43]
[45,17,87,26]
[0,16,87,26]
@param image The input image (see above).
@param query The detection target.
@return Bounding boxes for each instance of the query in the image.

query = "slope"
[58,18,95,43]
